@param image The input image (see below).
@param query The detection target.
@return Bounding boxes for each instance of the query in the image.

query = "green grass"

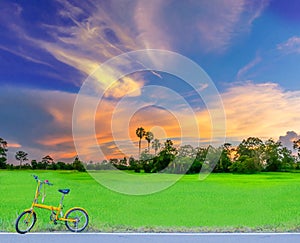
[1,170,300,232]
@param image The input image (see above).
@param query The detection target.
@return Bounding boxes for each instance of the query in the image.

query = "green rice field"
[1,170,300,232]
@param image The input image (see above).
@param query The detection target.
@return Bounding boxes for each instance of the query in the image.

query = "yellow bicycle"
[15,175,89,234]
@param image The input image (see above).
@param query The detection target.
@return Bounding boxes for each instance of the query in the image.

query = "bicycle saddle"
[58,189,70,194]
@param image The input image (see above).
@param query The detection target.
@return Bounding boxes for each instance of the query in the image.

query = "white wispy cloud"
[0,0,147,96]
[236,54,262,80]
[134,0,171,50]
[135,0,269,53]
[246,0,270,25]
[1,0,270,82]
[277,36,300,54]
[195,0,269,52]
[0,2,54,67]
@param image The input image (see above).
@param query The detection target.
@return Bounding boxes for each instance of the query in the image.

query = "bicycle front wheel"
[65,208,88,232]
[15,210,37,234]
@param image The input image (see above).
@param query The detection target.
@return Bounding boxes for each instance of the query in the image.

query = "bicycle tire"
[65,208,88,232]
[15,210,37,234]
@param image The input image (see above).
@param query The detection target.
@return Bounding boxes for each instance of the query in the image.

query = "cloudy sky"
[1,0,300,163]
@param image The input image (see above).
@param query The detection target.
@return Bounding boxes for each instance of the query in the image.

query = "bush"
[187,160,203,174]
[229,155,262,174]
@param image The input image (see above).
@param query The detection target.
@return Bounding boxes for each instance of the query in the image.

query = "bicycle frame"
[25,179,78,223]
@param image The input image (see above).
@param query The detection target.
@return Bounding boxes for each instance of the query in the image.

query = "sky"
[1,0,300,163]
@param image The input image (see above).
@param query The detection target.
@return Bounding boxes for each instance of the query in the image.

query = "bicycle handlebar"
[32,175,53,186]
[44,180,53,186]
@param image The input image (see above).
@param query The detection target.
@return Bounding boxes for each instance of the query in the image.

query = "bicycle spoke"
[15,211,36,234]
[65,208,88,232]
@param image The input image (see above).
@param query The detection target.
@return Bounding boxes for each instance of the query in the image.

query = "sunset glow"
[1,0,300,163]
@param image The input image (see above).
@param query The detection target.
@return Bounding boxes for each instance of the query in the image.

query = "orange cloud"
[8,142,22,148]
[37,135,74,147]
[17,81,300,162]
[222,82,300,139]
[57,151,78,160]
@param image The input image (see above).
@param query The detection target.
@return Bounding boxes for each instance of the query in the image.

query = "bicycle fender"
[64,207,88,218]
[23,208,35,213]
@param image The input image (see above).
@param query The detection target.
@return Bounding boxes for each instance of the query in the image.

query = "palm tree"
[152,138,161,155]
[145,131,154,153]
[15,150,28,168]
[136,127,145,158]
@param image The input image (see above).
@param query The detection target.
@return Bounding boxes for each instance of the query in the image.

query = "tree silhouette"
[145,131,154,153]
[15,150,28,168]
[0,138,8,169]
[42,155,54,169]
[42,155,54,163]
[163,139,177,154]
[72,156,86,172]
[152,138,161,155]
[136,127,145,158]
[293,139,300,158]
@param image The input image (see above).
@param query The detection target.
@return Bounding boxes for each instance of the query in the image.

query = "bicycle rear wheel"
[65,208,88,232]
[15,210,37,234]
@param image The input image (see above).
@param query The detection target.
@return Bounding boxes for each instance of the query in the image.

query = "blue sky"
[1,0,300,163]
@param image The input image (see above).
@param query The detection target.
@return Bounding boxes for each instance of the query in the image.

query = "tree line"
[1,132,300,174]
[0,138,85,171]
[88,128,300,174]
[105,136,299,174]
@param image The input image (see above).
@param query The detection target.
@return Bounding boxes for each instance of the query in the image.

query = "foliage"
[0,134,298,174]
[42,155,54,164]
[152,138,161,155]
[229,155,262,174]
[232,138,295,173]
[72,156,86,172]
[213,145,232,173]
[145,131,154,153]
[15,151,28,167]
[293,139,300,158]
[6,157,83,172]
[263,139,294,172]
[236,137,264,162]
[0,137,8,169]
[136,127,146,158]
[80,137,296,175]
[151,139,177,173]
